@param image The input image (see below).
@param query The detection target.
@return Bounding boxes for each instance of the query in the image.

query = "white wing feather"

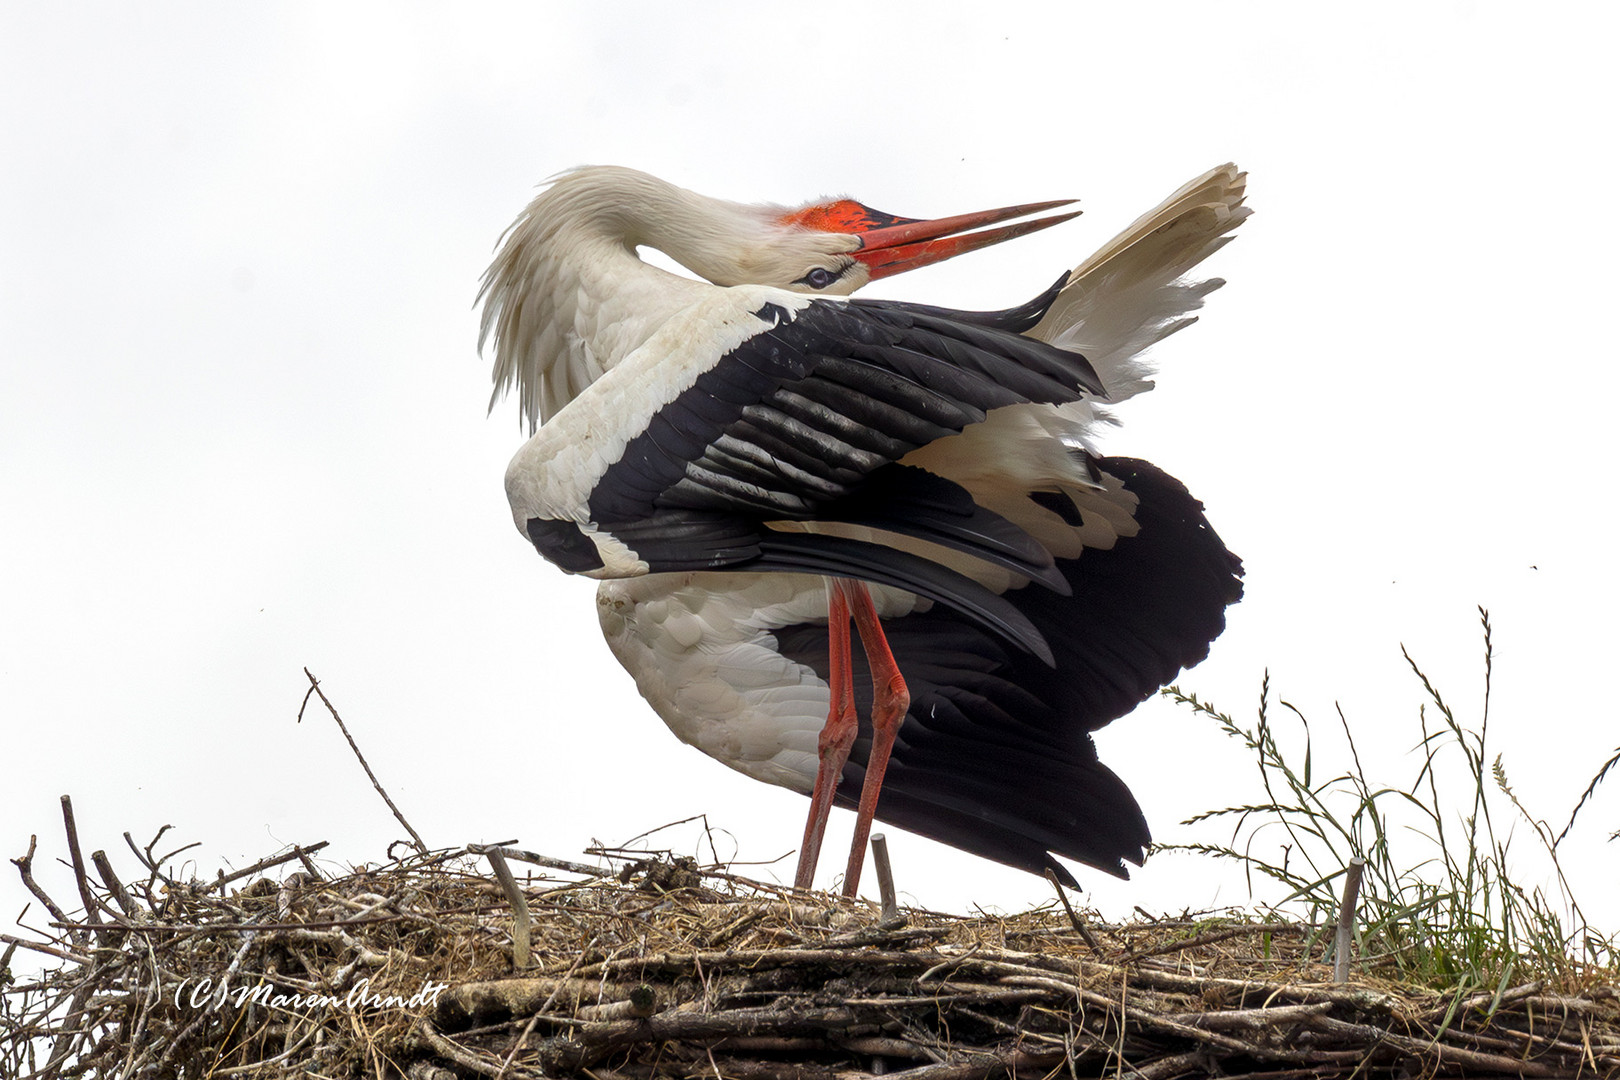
[1032,163,1249,402]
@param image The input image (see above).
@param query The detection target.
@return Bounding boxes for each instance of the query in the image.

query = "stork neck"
[609,179,779,289]
[482,167,779,431]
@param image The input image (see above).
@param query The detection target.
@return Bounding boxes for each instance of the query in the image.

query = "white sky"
[5,3,1618,951]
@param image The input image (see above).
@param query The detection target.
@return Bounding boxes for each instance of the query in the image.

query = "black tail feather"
[770,456,1242,881]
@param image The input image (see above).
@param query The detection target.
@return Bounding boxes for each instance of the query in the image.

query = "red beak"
[848,198,1080,280]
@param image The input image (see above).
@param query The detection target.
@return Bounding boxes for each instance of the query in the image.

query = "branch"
[299,668,428,856]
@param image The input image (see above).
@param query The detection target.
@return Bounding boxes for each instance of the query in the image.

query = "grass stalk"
[1164,607,1611,991]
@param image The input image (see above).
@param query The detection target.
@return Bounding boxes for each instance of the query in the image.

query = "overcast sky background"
[5,4,1618,954]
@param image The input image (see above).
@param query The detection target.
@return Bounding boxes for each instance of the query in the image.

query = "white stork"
[480,165,1248,895]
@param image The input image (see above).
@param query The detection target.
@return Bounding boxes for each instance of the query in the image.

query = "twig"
[214,841,332,892]
[11,834,72,928]
[1045,868,1102,954]
[1432,979,1547,1020]
[59,796,113,945]
[148,828,200,870]
[122,826,162,873]
[33,805,109,1080]
[39,980,98,1080]
[90,850,136,917]
[0,931,91,965]
[1310,1014,1566,1077]
[478,845,611,879]
[295,844,325,879]
[299,668,429,856]
[1332,857,1366,983]
[48,909,499,932]
[495,1009,549,1080]
[415,1018,510,1078]
[124,824,197,892]
[1165,1001,1333,1030]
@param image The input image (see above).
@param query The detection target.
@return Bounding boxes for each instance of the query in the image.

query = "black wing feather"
[846,272,1069,335]
[817,464,1067,595]
[573,294,1104,658]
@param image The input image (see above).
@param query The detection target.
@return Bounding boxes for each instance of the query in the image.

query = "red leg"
[795,579,858,891]
[840,579,911,898]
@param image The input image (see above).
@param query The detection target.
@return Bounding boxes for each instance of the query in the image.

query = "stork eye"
[798,267,840,290]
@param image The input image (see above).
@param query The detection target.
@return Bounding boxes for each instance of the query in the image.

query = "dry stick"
[480,844,612,879]
[37,804,107,1080]
[90,850,136,917]
[1309,1014,1566,1078]
[148,830,201,871]
[416,1018,508,1078]
[299,668,429,856]
[481,847,533,969]
[870,833,901,926]
[59,796,112,946]
[38,981,99,1080]
[495,1010,550,1080]
[1431,980,1547,1021]
[1332,857,1367,983]
[122,826,162,872]
[1044,869,1103,954]
[541,1003,963,1073]
[11,834,72,928]
[1164,1001,1333,1031]
[576,985,658,1021]
[1133,1051,1222,1080]
[1116,962,1399,1013]
[0,930,89,965]
[1435,1016,1595,1064]
[214,841,332,893]
[479,958,609,1075]
[50,912,431,933]
[437,978,654,1028]
[295,845,325,880]
[123,826,198,893]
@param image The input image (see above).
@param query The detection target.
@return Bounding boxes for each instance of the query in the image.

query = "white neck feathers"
[479,168,787,431]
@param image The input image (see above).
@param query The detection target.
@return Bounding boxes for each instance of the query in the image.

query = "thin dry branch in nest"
[299,668,430,858]
[4,803,1620,1080]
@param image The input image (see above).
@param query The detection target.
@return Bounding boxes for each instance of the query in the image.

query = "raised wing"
[516,290,1108,663]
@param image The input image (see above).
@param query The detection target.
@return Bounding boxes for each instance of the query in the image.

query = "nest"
[5,802,1619,1080]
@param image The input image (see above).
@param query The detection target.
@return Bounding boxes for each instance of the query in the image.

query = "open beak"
[850,198,1080,280]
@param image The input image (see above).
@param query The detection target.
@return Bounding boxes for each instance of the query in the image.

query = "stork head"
[480,166,1080,430]
[763,194,1080,297]
[596,169,1079,296]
